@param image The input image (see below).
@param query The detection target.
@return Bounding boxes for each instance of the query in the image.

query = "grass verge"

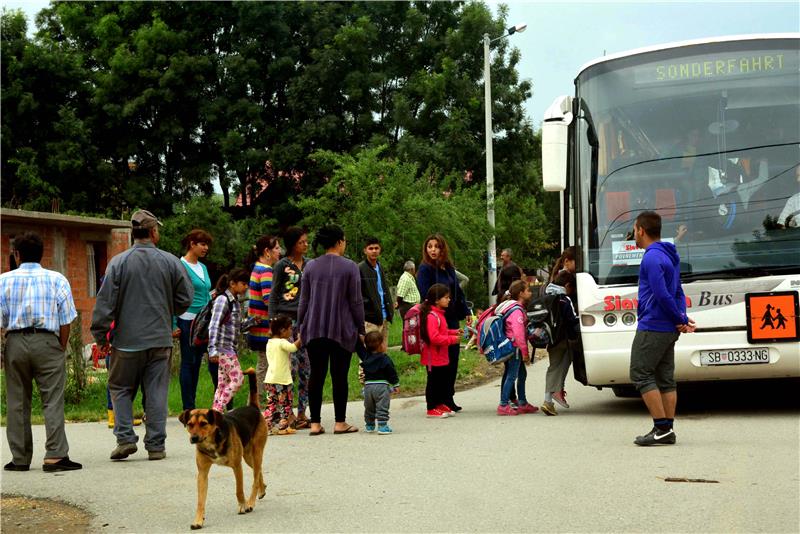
[1,334,499,424]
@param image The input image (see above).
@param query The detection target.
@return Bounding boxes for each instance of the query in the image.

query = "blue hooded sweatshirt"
[637,241,688,333]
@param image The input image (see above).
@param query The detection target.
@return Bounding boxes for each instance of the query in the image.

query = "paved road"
[2,366,799,533]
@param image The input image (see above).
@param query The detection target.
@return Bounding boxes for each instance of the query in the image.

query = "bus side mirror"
[542,95,573,192]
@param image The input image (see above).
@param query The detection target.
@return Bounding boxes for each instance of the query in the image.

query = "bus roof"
[577,33,800,77]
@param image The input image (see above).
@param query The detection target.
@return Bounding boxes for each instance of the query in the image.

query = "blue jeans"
[500,353,527,406]
[178,317,207,410]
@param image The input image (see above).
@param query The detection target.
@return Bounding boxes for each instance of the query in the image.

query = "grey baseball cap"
[131,209,163,229]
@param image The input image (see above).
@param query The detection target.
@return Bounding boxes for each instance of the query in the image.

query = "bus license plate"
[700,348,770,366]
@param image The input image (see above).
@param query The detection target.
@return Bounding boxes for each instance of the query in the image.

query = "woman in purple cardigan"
[298,224,366,435]
[416,234,471,412]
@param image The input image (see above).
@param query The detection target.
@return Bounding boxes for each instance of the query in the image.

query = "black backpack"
[190,291,234,347]
[525,294,567,349]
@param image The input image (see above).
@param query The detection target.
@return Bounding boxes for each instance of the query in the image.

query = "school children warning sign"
[745,291,799,343]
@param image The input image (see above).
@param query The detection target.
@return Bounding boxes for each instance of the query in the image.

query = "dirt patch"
[1,494,93,533]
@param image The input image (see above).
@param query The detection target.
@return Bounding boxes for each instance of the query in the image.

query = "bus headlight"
[622,312,637,326]
[581,314,596,327]
[603,313,617,327]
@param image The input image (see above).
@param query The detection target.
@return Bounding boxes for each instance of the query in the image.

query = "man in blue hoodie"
[630,211,696,446]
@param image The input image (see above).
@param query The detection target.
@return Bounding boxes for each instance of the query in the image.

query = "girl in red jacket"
[420,284,462,418]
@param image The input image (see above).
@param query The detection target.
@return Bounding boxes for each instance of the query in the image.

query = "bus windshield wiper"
[682,265,795,282]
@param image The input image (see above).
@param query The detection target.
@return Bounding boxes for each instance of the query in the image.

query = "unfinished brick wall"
[1,216,131,343]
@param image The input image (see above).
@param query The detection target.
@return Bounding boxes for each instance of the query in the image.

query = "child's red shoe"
[517,403,539,414]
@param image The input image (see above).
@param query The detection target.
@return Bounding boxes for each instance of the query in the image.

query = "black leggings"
[426,365,449,410]
[306,338,353,423]
[445,318,461,405]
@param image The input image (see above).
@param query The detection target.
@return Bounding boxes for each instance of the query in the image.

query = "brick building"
[1,208,131,342]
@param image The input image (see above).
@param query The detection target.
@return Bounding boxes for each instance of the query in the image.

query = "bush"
[65,312,88,405]
[159,196,278,280]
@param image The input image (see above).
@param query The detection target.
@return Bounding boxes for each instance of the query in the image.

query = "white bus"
[541,34,800,395]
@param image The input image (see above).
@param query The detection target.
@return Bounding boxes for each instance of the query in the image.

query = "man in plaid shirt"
[395,260,421,319]
[1,232,81,472]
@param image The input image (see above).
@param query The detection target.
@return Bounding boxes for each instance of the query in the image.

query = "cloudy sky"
[490,1,799,124]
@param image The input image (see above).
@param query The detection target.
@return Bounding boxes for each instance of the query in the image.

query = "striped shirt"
[0,263,77,332]
[247,262,272,346]
[395,271,421,305]
[208,290,240,356]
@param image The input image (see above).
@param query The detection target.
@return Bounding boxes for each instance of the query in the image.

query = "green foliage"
[158,196,278,276]
[2,344,493,424]
[3,2,543,223]
[297,146,496,305]
[65,312,88,405]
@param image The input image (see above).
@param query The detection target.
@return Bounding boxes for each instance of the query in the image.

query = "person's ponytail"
[215,274,230,294]
[550,246,576,281]
[420,283,450,344]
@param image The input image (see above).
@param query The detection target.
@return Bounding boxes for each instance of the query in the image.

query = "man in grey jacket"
[91,209,193,461]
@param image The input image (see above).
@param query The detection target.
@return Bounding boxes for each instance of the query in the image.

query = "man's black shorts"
[629,330,680,393]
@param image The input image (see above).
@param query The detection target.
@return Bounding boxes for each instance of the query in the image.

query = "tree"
[1,8,95,212]
[158,196,277,282]
[3,1,555,264]
[296,146,497,306]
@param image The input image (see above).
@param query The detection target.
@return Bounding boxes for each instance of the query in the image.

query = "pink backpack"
[474,305,497,354]
[402,304,424,355]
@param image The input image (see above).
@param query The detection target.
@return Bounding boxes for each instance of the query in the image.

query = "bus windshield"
[576,38,800,285]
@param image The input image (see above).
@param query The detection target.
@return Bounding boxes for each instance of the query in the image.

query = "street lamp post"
[484,23,526,305]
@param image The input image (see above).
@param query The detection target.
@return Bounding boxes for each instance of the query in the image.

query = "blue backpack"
[478,301,523,365]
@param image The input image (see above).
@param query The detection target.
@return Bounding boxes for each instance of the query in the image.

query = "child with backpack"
[541,270,580,416]
[420,284,462,418]
[208,268,251,412]
[497,280,538,415]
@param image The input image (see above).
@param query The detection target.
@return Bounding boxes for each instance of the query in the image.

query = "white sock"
[544,392,553,403]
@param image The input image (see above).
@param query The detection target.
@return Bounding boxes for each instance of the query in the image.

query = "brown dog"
[178,368,267,530]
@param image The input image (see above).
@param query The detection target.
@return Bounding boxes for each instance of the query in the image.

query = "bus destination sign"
[635,50,797,85]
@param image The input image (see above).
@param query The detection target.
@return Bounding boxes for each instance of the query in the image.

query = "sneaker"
[436,404,455,417]
[634,427,676,446]
[377,424,393,435]
[147,450,166,461]
[42,457,82,472]
[517,403,539,414]
[552,390,570,409]
[541,401,558,416]
[365,423,376,433]
[426,408,448,418]
[110,442,138,460]
[496,404,519,416]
